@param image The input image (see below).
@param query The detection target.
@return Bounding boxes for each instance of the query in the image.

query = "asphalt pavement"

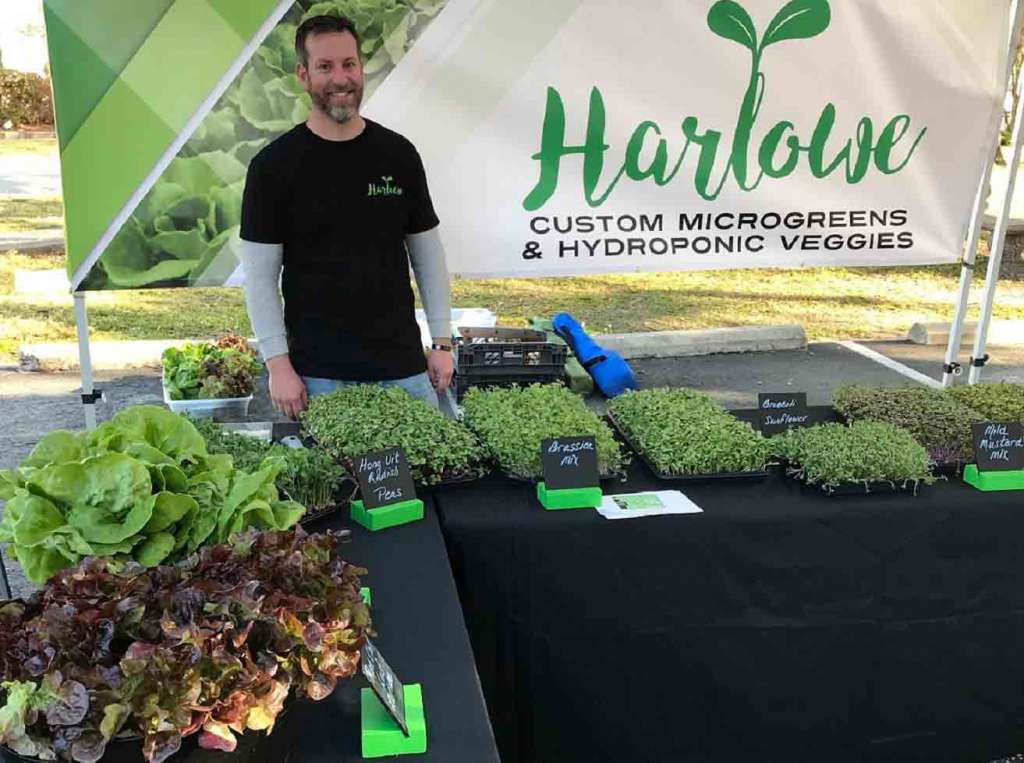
[0,151,61,196]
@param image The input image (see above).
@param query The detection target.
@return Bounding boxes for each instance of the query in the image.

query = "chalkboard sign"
[540,436,599,490]
[757,392,811,436]
[972,422,1024,472]
[362,639,408,736]
[354,447,417,509]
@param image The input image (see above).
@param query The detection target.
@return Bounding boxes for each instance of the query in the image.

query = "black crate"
[457,327,568,370]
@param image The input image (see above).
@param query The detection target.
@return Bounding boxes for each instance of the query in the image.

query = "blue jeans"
[303,371,458,418]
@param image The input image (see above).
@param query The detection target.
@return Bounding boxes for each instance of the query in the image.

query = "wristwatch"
[431,342,452,352]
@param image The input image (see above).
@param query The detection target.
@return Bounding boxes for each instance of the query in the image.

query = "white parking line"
[837,341,944,389]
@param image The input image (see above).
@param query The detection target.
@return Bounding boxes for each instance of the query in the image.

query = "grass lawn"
[0,138,58,156]
[0,196,64,233]
[3,247,1024,365]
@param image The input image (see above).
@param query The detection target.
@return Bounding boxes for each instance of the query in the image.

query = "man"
[239,14,455,419]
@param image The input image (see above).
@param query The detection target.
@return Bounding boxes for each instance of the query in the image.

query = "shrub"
[0,70,53,127]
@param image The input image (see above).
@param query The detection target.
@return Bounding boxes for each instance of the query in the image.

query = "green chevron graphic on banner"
[63,0,450,291]
[44,0,174,151]
[43,0,283,286]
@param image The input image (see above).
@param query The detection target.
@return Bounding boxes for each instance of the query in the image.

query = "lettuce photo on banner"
[83,0,449,291]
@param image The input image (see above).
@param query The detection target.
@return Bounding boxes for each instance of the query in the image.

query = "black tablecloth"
[145,496,499,763]
[435,464,1024,763]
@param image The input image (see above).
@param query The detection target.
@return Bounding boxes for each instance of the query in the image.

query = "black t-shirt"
[239,120,439,381]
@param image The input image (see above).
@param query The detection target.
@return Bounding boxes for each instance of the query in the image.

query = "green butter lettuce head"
[11,494,65,547]
[134,532,177,567]
[21,430,91,469]
[12,544,78,586]
[144,492,197,534]
[68,493,156,546]
[0,470,19,500]
[4,405,304,584]
[28,453,152,516]
[104,405,208,464]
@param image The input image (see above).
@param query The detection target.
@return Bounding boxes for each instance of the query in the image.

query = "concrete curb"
[0,235,64,252]
[0,130,56,140]
[982,213,1024,234]
[908,320,1024,346]
[13,268,69,293]
[19,339,205,372]
[595,325,807,359]
[19,326,808,371]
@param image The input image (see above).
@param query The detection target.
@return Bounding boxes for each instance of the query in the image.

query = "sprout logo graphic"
[368,175,404,197]
[523,0,927,210]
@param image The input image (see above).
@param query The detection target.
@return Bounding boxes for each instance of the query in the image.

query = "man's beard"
[312,84,363,124]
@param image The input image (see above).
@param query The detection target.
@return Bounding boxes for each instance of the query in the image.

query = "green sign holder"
[360,683,427,758]
[536,481,603,510]
[963,465,1024,492]
[351,499,424,531]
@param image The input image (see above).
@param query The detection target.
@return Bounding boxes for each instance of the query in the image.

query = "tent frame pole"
[943,2,1024,386]
[74,292,101,430]
[969,24,1024,385]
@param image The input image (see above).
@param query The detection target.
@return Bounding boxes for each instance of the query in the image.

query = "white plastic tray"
[162,383,252,418]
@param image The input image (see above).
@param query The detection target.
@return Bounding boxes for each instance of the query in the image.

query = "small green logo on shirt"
[367,175,404,197]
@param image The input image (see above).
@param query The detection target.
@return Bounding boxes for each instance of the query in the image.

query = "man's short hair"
[295,15,362,67]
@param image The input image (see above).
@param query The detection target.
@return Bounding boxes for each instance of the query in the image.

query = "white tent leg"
[968,55,1024,384]
[944,1,1024,386]
[74,292,101,429]
[942,176,990,387]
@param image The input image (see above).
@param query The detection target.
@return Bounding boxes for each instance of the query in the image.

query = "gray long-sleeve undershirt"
[240,227,453,362]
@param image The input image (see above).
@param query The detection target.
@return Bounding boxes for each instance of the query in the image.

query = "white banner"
[367,0,1012,277]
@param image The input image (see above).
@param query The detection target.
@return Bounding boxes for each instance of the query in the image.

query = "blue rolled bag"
[551,312,638,397]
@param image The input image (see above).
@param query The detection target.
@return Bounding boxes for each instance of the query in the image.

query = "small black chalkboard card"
[757,392,811,436]
[540,436,599,490]
[362,639,408,736]
[972,422,1024,472]
[354,447,417,509]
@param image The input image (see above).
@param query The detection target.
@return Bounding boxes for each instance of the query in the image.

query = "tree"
[998,21,1024,164]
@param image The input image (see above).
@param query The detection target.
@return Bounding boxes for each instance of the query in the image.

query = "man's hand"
[266,355,308,419]
[427,348,454,393]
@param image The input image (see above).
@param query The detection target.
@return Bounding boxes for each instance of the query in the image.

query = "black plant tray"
[801,478,926,497]
[296,479,358,526]
[773,455,928,497]
[931,460,966,478]
[298,503,342,526]
[455,372,565,402]
[3,739,147,763]
[422,466,492,488]
[302,436,491,491]
[503,466,629,485]
[606,413,770,484]
[2,733,196,763]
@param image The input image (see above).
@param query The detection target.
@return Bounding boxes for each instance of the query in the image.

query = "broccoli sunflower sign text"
[367,0,1011,277]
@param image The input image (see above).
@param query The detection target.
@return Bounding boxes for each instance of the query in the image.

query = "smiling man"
[239,15,455,419]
